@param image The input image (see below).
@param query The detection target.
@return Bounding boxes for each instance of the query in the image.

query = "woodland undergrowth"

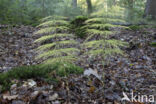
[0,9,129,91]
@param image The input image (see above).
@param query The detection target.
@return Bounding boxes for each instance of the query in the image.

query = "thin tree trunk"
[145,0,156,19]
[42,0,45,17]
[86,0,93,14]
[127,0,134,20]
[113,0,117,6]
[72,0,77,8]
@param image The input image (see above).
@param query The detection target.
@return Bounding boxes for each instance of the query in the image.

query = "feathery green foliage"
[37,20,69,28]
[83,39,126,58]
[86,48,124,56]
[37,48,79,60]
[34,26,69,35]
[40,16,68,22]
[34,15,127,69]
[36,40,78,51]
[85,29,113,41]
[34,33,74,43]
[85,18,126,24]
[84,40,127,48]
[35,16,81,65]
[34,35,54,43]
[34,27,54,35]
[86,23,129,30]
[82,10,128,61]
[86,23,116,30]
[86,29,113,36]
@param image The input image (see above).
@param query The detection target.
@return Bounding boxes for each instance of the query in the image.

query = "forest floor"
[0,25,156,104]
[0,25,38,72]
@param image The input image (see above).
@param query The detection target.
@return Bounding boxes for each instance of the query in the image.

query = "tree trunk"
[145,0,156,19]
[113,0,117,6]
[72,0,77,8]
[86,0,93,14]
[109,0,117,7]
[42,0,46,16]
[127,0,134,20]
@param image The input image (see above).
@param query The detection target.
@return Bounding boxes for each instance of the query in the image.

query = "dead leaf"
[3,95,18,100]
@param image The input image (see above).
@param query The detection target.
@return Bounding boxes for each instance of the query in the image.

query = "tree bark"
[86,0,93,14]
[127,0,134,20]
[145,0,156,19]
[42,0,46,16]
[110,0,117,7]
[72,0,77,8]
[113,0,117,6]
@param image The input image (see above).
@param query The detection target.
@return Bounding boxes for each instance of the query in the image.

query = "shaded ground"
[0,25,38,72]
[0,26,156,104]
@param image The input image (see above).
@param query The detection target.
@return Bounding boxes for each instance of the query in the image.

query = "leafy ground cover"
[0,23,156,104]
[0,25,38,72]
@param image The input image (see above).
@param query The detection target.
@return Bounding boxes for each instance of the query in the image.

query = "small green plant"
[34,16,80,64]
[0,63,83,91]
[81,11,128,62]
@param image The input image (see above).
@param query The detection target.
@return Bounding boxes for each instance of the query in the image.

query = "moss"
[55,63,83,77]
[0,63,83,91]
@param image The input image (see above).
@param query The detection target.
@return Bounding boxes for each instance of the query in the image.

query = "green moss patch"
[0,62,83,91]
